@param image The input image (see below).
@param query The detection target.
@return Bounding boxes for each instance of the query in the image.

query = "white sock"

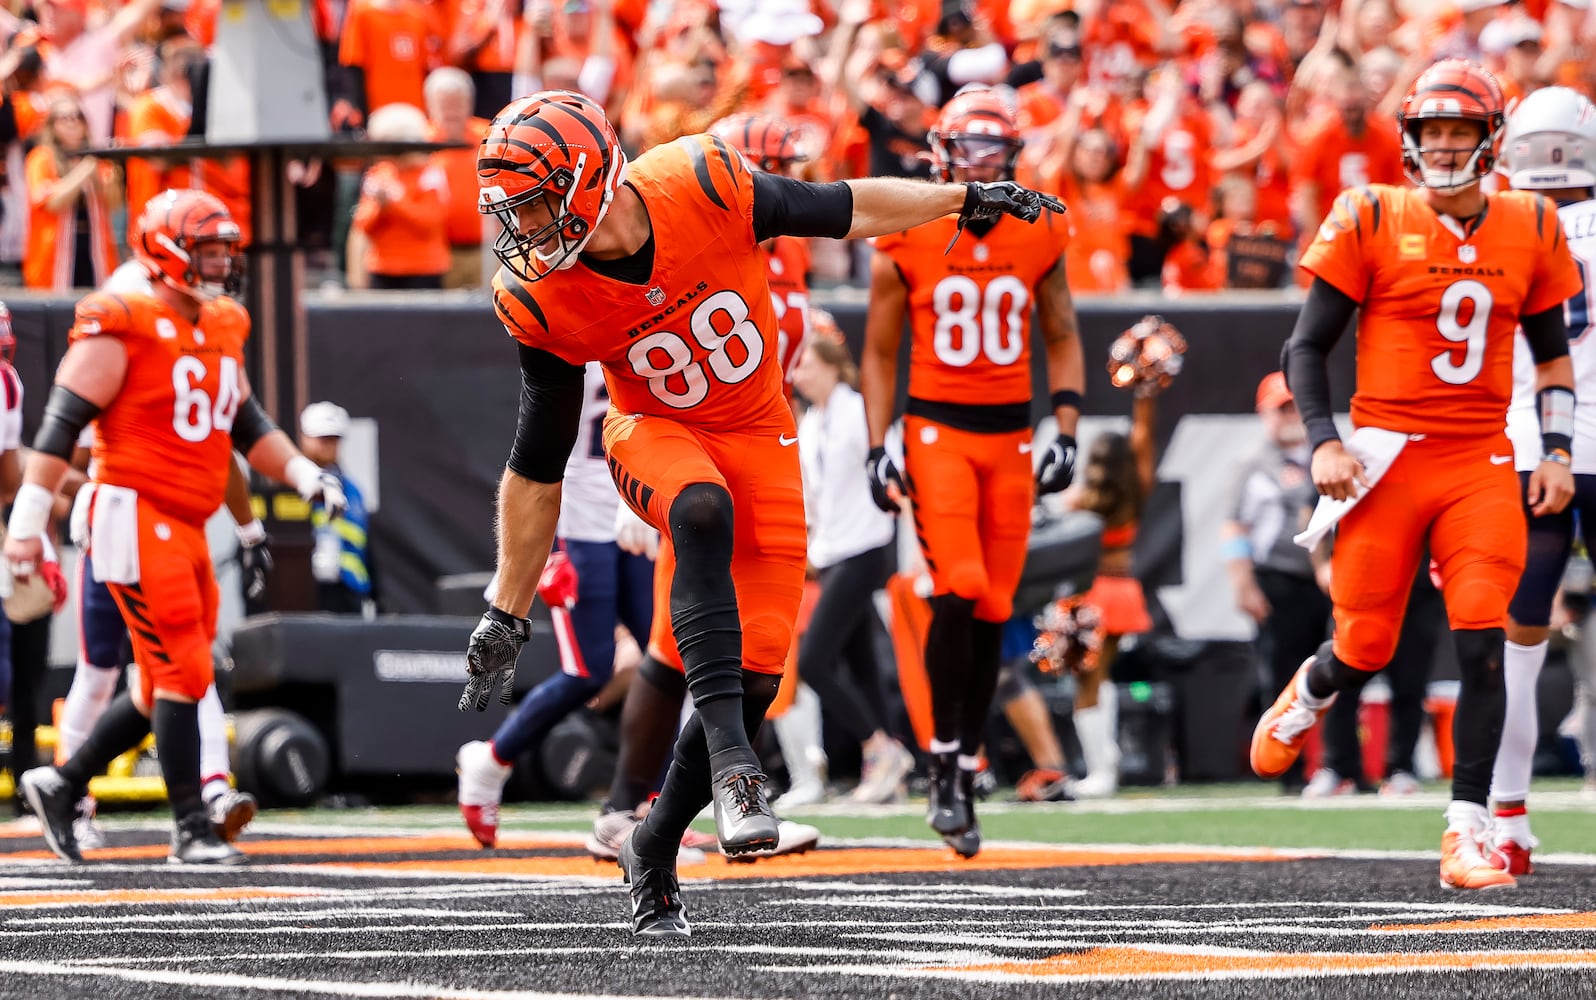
[1445,799,1490,835]
[1490,639,1547,803]
[1493,809,1532,844]
[197,685,232,789]
[929,739,960,755]
[58,662,120,762]
[957,754,982,772]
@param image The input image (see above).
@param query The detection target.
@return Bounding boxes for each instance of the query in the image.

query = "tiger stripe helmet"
[133,189,243,302]
[1398,59,1506,195]
[929,85,1022,184]
[478,90,628,282]
[708,113,809,174]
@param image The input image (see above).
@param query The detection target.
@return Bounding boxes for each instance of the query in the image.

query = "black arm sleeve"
[1521,304,1571,365]
[751,171,855,243]
[230,395,280,455]
[507,343,586,484]
[1281,277,1360,452]
[33,386,101,461]
[0,96,18,148]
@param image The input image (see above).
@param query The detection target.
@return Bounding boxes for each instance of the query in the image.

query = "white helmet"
[1500,86,1596,192]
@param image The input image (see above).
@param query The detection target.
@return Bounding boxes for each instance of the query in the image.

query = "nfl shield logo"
[646,286,666,306]
[1458,245,1477,264]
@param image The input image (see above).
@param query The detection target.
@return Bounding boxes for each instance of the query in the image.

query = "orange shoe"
[1440,830,1517,890]
[1251,660,1336,780]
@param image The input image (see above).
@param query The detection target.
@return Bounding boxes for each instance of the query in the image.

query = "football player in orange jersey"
[708,112,814,409]
[1253,61,1583,891]
[463,90,1060,937]
[860,85,1086,858]
[7,190,347,866]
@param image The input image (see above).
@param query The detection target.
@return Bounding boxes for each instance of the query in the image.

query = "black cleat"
[20,768,83,863]
[710,762,778,856]
[926,752,970,836]
[617,828,690,937]
[170,812,248,866]
[944,769,981,858]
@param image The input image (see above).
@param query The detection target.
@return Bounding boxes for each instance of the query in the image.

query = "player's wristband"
[1538,386,1575,457]
[1542,450,1572,467]
[236,519,267,546]
[1051,389,1085,412]
[6,482,54,541]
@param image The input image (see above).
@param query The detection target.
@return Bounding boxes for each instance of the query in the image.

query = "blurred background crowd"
[3,0,1596,295]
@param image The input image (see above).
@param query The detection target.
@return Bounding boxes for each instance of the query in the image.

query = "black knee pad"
[669,483,735,559]
[742,670,782,730]
[993,663,1032,706]
[1307,640,1373,699]
[1454,627,1507,682]
[638,654,688,701]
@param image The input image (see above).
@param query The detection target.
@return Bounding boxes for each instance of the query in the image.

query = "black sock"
[1451,627,1507,807]
[633,671,781,864]
[959,618,1003,753]
[1305,641,1367,701]
[59,692,149,795]
[668,484,747,758]
[153,699,204,822]
[924,595,976,746]
[605,656,686,814]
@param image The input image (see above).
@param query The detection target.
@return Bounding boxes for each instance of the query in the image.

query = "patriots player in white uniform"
[456,362,657,848]
[1493,86,1596,876]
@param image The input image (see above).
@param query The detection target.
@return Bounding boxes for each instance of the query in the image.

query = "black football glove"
[960,181,1067,225]
[239,534,274,602]
[866,445,906,513]
[1035,433,1077,495]
[459,607,531,712]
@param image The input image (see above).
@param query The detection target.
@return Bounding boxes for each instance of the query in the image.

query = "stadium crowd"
[2,0,1596,292]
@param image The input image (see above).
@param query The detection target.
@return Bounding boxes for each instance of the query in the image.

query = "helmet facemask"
[482,151,621,282]
[153,226,243,302]
[934,132,1022,184]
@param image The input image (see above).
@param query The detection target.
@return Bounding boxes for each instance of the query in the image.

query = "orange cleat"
[1251,659,1336,780]
[1441,830,1518,890]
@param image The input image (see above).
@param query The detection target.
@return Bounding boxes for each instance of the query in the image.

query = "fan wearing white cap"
[298,402,376,616]
[1492,85,1596,879]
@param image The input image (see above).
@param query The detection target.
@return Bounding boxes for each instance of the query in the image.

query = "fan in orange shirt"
[338,0,439,115]
[862,87,1081,859]
[470,90,1060,936]
[350,104,450,289]
[122,38,202,242]
[1123,66,1214,282]
[1288,52,1406,238]
[422,68,492,288]
[1255,61,1582,892]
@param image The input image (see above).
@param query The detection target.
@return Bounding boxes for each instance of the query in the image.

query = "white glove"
[614,502,660,560]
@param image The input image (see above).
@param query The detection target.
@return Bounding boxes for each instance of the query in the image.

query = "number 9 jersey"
[1300,184,1582,437]
[71,290,249,525]
[874,210,1069,409]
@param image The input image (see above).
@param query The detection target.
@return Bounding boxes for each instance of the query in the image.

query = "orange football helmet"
[133,189,243,302]
[929,85,1022,184]
[478,90,628,282]
[1398,59,1505,195]
[708,113,809,174]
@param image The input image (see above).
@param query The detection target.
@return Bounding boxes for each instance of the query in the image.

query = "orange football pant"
[902,415,1034,622]
[604,412,806,678]
[105,500,219,705]
[1330,433,1526,672]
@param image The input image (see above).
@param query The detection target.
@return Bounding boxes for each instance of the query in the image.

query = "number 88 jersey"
[1300,184,1582,438]
[70,290,250,526]
[874,210,1069,407]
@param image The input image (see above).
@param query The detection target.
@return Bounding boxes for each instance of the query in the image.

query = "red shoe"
[1251,659,1336,780]
[460,803,499,850]
[1488,838,1535,876]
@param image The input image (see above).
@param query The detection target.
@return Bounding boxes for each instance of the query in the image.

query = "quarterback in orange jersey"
[861,86,1085,859]
[6,191,347,867]
[464,90,1061,937]
[1253,61,1583,891]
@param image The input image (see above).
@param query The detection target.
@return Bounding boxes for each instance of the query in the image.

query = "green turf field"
[246,778,1596,855]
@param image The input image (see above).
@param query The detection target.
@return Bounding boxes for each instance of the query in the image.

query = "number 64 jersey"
[71,289,249,526]
[1301,183,1582,437]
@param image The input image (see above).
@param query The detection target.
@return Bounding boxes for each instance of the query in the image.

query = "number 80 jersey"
[1301,184,1582,438]
[874,211,1069,408]
[70,290,250,526]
